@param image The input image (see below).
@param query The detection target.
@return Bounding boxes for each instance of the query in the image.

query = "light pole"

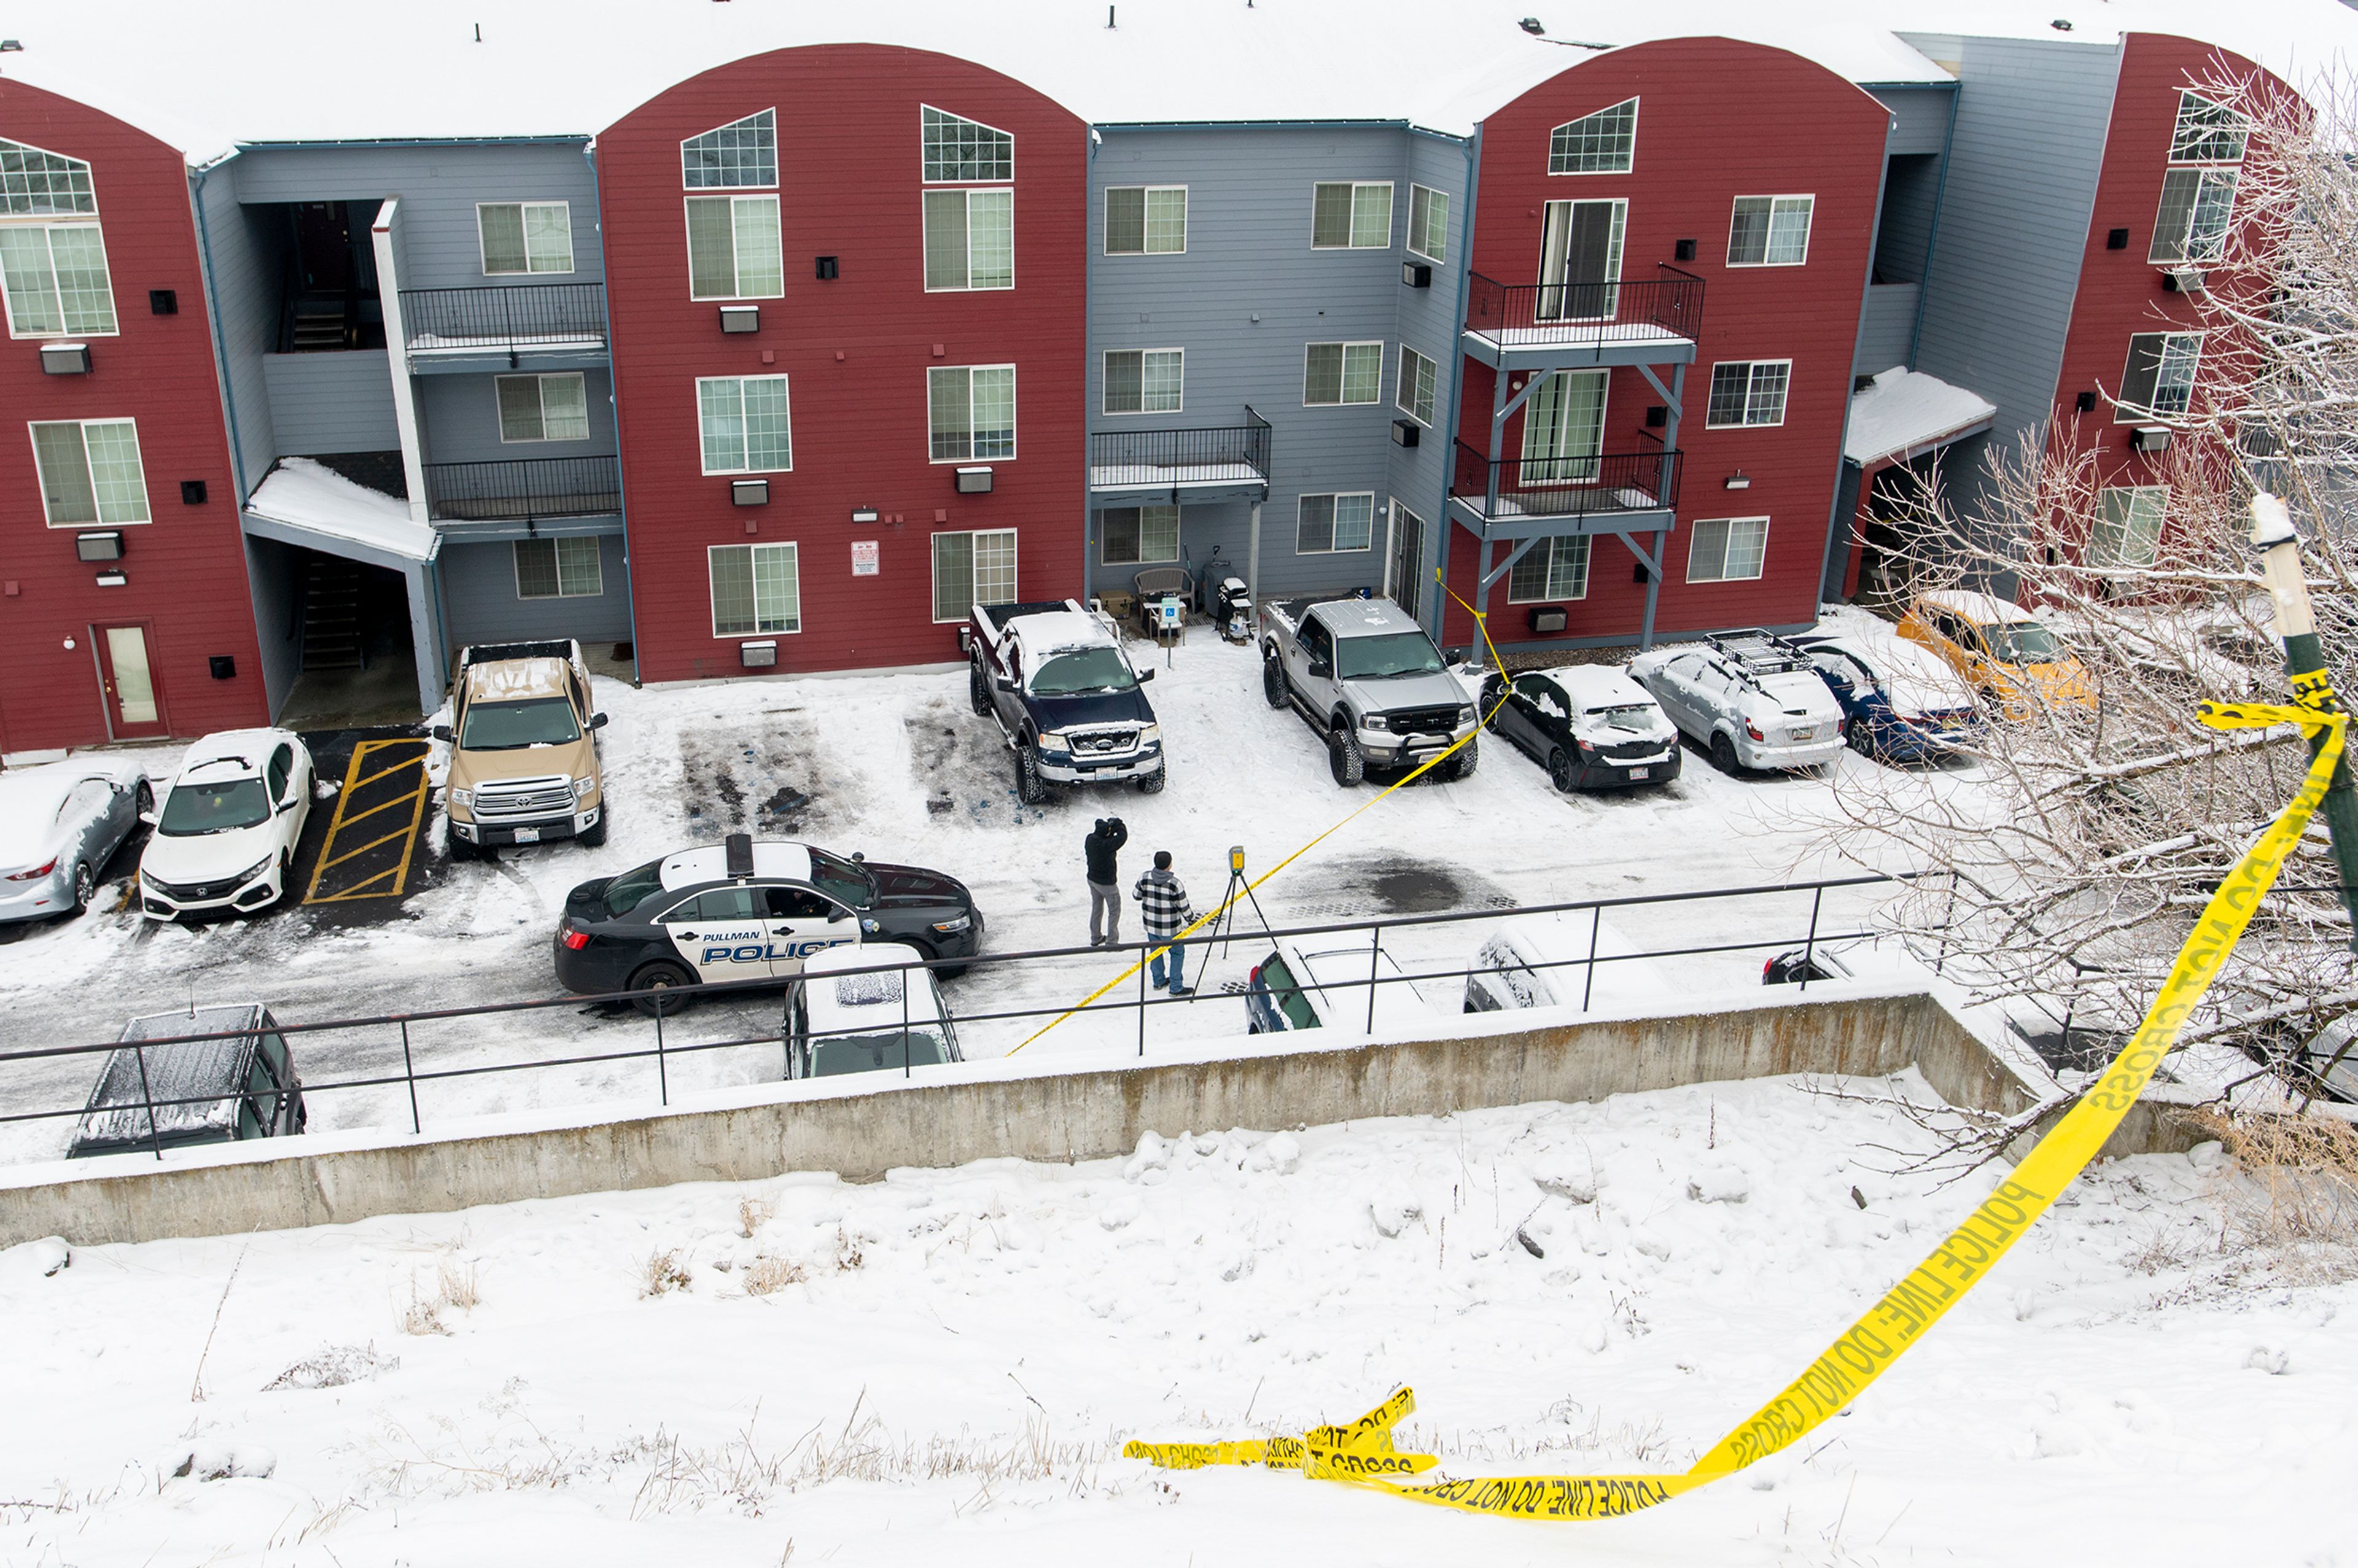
[2249,491,2358,948]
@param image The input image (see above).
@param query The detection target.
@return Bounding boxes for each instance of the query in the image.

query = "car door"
[658,885,778,985]
[1293,616,1336,708]
[1650,655,1702,735]
[1525,678,1574,756]
[264,743,302,858]
[1805,648,1864,722]
[760,883,860,976]
[1498,673,1546,755]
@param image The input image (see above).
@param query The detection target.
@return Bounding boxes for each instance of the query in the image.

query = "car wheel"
[628,960,695,1017]
[578,810,609,848]
[133,779,154,818]
[1136,763,1167,794]
[69,861,95,914]
[1015,744,1050,805]
[1547,748,1576,793]
[1709,732,1742,775]
[968,658,993,717]
[1262,654,1290,709]
[1848,720,1874,756]
[1444,737,1479,781]
[1329,723,1364,788]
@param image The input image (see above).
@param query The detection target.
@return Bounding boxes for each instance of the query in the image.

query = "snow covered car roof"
[1315,599,1425,639]
[797,943,949,1036]
[1916,589,2042,627]
[172,729,297,782]
[74,1004,270,1148]
[1541,665,1659,712]
[1478,912,1668,1012]
[658,840,819,890]
[1010,610,1116,664]
[1799,631,1974,698]
[1285,939,1436,1033]
[461,656,572,704]
[0,761,139,869]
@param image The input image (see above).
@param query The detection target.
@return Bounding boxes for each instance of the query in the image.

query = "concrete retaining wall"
[0,988,2178,1250]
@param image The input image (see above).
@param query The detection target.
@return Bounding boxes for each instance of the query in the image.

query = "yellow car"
[1897,590,2096,714]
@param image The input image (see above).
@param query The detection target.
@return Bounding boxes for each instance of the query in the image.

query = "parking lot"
[0,625,1982,1163]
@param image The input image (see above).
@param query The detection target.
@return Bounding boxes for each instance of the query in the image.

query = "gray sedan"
[0,761,152,922]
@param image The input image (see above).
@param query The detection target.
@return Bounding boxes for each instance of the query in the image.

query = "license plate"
[1627,766,1649,779]
[1789,727,1816,742]
[512,827,540,843]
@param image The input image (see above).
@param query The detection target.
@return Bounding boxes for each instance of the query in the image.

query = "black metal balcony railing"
[1088,409,1273,491]
[1451,439,1681,522]
[400,282,607,352]
[423,456,621,522]
[1463,265,1703,349]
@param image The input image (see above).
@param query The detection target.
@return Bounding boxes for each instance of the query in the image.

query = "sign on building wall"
[851,541,879,576]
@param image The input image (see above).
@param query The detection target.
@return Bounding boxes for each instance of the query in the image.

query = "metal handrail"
[4,872,1933,1159]
[422,454,621,522]
[1463,264,1704,346]
[1451,440,1681,519]
[1089,419,1273,486]
[399,282,608,351]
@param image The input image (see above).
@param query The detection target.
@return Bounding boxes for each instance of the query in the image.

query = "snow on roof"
[1010,610,1114,663]
[1919,587,2041,624]
[463,658,572,704]
[244,459,438,564]
[1544,664,1657,709]
[659,840,815,891]
[174,730,291,780]
[11,0,2353,161]
[1845,367,2000,468]
[800,944,948,1031]
[79,1006,267,1146]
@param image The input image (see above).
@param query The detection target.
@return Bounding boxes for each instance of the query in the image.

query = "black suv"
[554,833,984,1013]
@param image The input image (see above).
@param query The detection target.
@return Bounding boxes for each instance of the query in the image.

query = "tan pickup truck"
[434,640,609,859]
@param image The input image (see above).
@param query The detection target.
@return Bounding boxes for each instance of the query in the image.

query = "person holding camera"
[1084,816,1128,947]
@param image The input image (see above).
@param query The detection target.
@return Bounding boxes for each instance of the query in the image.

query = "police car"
[553,832,982,1013]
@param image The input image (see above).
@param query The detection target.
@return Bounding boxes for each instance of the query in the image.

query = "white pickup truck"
[1261,597,1479,786]
[967,597,1165,804]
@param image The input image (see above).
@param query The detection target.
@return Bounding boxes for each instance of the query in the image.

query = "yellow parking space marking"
[305,737,432,905]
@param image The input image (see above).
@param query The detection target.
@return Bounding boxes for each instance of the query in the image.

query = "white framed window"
[1102,505,1180,565]
[932,528,1017,622]
[922,106,1014,183]
[1304,341,1383,406]
[696,375,794,474]
[1535,198,1625,321]
[2119,332,2202,421]
[1407,184,1450,263]
[1398,346,1438,426]
[682,109,778,188]
[684,194,782,300]
[1687,517,1770,583]
[30,417,148,526]
[2149,168,2239,265]
[496,373,590,443]
[1103,348,1183,416]
[710,541,801,636]
[923,188,1014,291]
[0,136,115,339]
[1296,492,1376,554]
[1705,360,1791,428]
[2169,91,2247,165]
[1105,185,1186,254]
[1311,181,1393,249]
[0,222,117,338]
[477,201,574,275]
[1519,370,1607,482]
[1727,195,1813,266]
[2092,486,2167,569]
[513,535,604,600]
[1547,99,1638,175]
[1508,536,1591,602]
[928,365,1017,462]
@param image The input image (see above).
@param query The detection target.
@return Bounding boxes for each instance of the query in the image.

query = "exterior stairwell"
[300,557,367,672]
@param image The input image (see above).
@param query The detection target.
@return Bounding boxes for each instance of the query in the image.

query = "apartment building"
[0,1,2340,749]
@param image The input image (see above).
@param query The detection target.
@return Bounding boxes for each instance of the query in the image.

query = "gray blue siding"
[438,534,633,648]
[413,368,618,466]
[260,350,400,454]
[192,165,281,497]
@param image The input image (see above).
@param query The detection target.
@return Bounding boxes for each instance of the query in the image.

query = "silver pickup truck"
[1261,598,1479,786]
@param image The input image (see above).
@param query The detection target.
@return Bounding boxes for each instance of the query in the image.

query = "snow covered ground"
[2,1073,2348,1566]
[0,629,1981,1163]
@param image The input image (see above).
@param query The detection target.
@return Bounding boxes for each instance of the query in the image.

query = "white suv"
[1628,632,1845,774]
[138,730,314,920]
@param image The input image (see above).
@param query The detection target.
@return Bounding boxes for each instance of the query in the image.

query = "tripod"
[1202,846,1278,963]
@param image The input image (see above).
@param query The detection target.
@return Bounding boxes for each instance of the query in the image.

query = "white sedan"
[1628,631,1846,774]
[138,729,316,921]
[0,761,152,922]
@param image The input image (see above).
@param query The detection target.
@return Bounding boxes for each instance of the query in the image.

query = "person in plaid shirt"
[1132,850,1196,996]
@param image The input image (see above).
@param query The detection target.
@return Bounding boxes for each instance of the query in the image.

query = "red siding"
[2047,34,2279,499]
[0,80,263,751]
[597,45,1087,683]
[1442,38,1889,648]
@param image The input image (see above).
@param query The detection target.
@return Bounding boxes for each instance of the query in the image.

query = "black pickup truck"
[968,599,1165,804]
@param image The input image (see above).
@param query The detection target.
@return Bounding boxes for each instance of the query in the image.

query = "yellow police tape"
[1126,687,2349,1520]
[1007,574,1512,1054]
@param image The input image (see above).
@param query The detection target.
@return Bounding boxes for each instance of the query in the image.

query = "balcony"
[1461,266,1703,369]
[1088,410,1272,506]
[399,283,607,369]
[1448,439,1681,540]
[423,456,621,525]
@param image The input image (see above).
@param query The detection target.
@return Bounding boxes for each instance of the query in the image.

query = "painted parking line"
[305,737,432,904]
